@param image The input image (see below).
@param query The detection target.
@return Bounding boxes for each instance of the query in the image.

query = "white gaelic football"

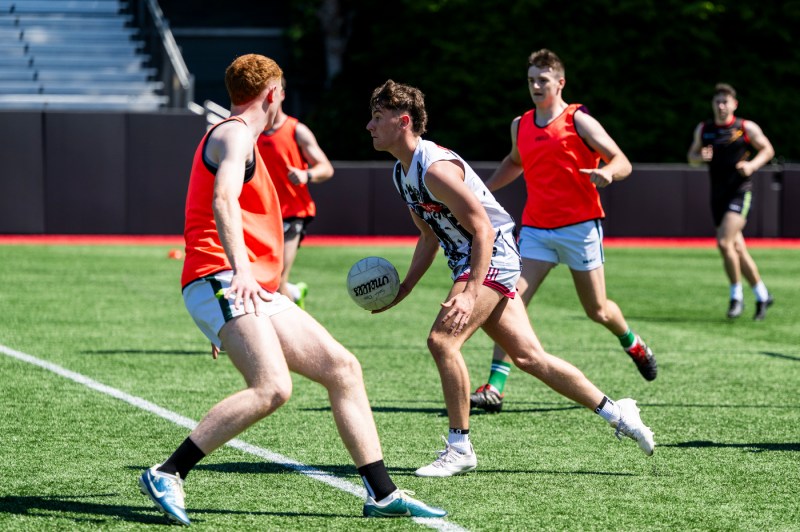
[346,256,400,311]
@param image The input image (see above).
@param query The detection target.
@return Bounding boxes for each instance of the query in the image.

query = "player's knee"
[716,237,734,253]
[510,349,546,375]
[325,351,365,388]
[252,381,292,416]
[427,333,456,361]
[585,307,609,324]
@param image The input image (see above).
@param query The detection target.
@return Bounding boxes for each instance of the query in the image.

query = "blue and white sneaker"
[139,464,190,526]
[363,489,447,518]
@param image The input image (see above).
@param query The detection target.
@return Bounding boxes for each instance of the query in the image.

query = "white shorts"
[518,220,605,272]
[452,226,521,297]
[454,266,520,298]
[182,270,295,348]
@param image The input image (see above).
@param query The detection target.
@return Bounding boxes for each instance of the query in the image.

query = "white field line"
[1,343,468,532]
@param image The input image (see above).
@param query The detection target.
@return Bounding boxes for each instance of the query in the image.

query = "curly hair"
[369,79,428,135]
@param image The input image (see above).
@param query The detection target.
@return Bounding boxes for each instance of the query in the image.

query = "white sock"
[753,281,769,302]
[376,489,400,505]
[448,430,472,454]
[730,283,743,301]
[286,282,300,302]
[595,396,620,425]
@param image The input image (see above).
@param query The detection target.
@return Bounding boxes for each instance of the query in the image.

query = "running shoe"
[469,384,504,413]
[363,489,447,518]
[753,295,773,321]
[727,298,744,318]
[139,465,190,526]
[625,336,658,381]
[611,398,655,456]
[415,436,477,477]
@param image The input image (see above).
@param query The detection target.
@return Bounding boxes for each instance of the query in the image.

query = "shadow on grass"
[662,440,800,452]
[82,349,207,356]
[0,493,352,525]
[155,461,633,479]
[301,402,581,416]
[623,314,742,324]
[761,351,800,362]
[191,461,359,477]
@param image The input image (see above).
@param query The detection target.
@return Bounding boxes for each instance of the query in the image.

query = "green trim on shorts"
[207,276,234,322]
[741,191,752,219]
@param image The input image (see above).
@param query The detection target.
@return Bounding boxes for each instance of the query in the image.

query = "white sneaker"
[612,398,655,456]
[415,436,477,477]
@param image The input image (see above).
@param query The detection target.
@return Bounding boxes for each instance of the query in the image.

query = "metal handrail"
[133,0,194,108]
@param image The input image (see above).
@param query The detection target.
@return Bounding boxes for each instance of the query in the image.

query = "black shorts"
[283,216,314,243]
[711,190,752,227]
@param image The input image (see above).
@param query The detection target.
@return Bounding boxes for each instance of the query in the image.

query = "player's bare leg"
[416,282,503,477]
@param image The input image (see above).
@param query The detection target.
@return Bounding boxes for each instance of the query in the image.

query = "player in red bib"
[471,49,658,414]
[257,77,335,309]
[139,54,445,525]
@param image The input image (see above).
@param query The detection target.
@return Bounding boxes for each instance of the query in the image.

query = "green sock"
[618,329,636,349]
[487,361,512,393]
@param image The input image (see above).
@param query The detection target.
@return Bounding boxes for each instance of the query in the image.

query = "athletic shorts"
[452,227,521,298]
[711,190,751,227]
[283,216,313,243]
[518,220,605,272]
[182,270,295,348]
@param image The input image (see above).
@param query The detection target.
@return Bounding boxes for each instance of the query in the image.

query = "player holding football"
[470,49,657,414]
[367,79,656,477]
[138,54,446,525]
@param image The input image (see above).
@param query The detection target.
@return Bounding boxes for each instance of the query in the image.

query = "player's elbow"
[617,160,633,179]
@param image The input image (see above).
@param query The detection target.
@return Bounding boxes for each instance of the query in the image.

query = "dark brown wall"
[1,112,46,233]
[0,110,206,235]
[313,162,791,238]
[0,110,795,237]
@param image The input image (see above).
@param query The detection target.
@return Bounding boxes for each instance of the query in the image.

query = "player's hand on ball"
[371,282,411,313]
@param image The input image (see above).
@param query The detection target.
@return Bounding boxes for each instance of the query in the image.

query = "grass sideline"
[0,243,798,530]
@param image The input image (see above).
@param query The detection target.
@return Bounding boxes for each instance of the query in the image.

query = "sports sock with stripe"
[595,396,620,425]
[617,329,636,350]
[487,360,512,393]
[448,428,472,454]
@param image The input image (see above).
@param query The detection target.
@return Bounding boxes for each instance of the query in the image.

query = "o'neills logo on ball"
[352,275,390,296]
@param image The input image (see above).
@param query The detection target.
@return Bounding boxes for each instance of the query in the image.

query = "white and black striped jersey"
[392,139,520,277]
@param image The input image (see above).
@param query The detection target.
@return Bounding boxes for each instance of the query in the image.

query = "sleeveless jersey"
[257,116,316,219]
[392,139,519,276]
[701,117,753,196]
[517,103,604,229]
[182,117,284,291]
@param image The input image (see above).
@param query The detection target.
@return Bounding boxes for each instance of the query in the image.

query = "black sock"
[158,437,205,480]
[357,460,397,502]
